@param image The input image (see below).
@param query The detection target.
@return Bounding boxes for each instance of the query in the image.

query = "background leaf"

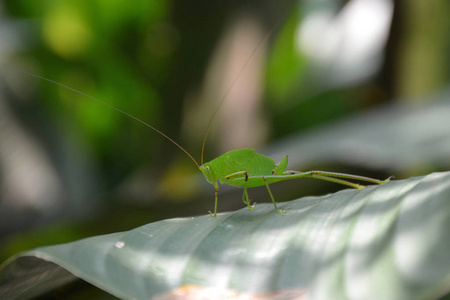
[2,172,450,299]
[263,87,450,172]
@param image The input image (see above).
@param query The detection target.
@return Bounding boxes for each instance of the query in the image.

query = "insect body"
[200,148,391,217]
[200,148,287,216]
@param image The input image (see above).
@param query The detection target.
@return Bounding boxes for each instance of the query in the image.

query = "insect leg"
[242,187,255,210]
[209,182,219,218]
[262,176,286,214]
[225,171,248,181]
[282,170,392,188]
[242,187,249,205]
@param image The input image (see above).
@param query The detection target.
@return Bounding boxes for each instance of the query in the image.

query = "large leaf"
[1,172,450,299]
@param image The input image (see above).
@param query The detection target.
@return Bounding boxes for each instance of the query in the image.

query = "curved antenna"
[24,71,200,168]
[200,16,286,165]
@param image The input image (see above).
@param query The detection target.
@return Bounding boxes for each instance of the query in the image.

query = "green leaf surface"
[2,172,450,299]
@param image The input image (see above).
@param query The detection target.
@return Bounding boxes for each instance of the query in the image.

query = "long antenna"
[15,10,289,169]
[200,14,287,165]
[23,71,200,168]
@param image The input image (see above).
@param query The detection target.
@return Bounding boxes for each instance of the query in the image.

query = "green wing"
[238,152,275,175]
[206,148,276,185]
[225,148,255,165]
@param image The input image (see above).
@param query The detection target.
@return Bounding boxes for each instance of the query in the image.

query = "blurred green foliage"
[7,0,170,170]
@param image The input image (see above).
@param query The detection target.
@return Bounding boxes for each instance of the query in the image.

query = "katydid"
[22,24,392,218]
[199,148,391,217]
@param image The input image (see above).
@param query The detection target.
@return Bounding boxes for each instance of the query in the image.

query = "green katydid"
[199,148,391,217]
[23,22,392,218]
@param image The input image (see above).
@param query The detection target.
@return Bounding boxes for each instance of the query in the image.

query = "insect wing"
[224,149,275,176]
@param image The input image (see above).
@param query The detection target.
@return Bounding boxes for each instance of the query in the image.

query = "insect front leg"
[262,176,286,214]
[209,182,219,218]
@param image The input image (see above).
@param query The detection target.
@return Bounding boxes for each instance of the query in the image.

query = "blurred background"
[0,0,449,265]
